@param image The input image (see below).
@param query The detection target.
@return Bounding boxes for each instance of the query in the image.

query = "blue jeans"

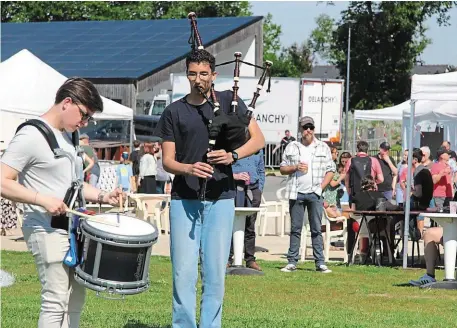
[287,192,325,267]
[170,199,235,328]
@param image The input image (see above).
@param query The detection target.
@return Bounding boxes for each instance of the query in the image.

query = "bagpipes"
[187,12,273,153]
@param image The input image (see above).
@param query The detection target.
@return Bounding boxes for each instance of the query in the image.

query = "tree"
[262,13,312,77]
[1,1,252,22]
[331,1,456,110]
[307,14,343,63]
[262,13,282,63]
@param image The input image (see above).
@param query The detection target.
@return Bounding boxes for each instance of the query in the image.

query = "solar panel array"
[1,16,261,79]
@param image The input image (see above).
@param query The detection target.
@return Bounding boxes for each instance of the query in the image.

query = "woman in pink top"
[431,147,453,208]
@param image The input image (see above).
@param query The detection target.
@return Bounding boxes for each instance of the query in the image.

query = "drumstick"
[66,209,119,227]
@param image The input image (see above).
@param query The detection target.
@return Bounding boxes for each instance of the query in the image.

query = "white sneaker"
[316,264,332,273]
[409,273,436,286]
[280,264,297,272]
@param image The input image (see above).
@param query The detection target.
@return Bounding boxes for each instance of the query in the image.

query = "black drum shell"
[74,214,158,295]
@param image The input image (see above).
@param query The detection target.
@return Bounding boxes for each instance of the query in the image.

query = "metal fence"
[263,143,402,169]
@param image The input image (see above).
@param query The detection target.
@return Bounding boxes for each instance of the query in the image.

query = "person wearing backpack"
[344,141,384,199]
[344,140,384,255]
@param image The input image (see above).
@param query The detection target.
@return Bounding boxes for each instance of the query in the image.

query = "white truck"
[171,74,301,144]
[145,89,171,116]
[300,78,345,144]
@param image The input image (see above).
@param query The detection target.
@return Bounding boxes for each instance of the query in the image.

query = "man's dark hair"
[285,130,290,133]
[186,49,216,72]
[357,141,369,154]
[55,77,103,113]
[412,148,423,163]
[133,140,141,148]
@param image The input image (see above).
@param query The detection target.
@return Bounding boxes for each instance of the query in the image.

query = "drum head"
[82,213,157,242]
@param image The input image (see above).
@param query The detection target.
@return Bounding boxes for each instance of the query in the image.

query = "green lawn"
[2,250,456,328]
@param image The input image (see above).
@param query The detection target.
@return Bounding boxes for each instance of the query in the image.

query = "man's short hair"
[285,130,290,133]
[356,141,369,154]
[55,77,103,113]
[412,148,423,163]
[186,50,216,72]
[133,140,141,148]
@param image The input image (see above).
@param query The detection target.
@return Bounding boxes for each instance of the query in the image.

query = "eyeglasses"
[302,124,315,131]
[74,101,94,123]
[187,71,211,81]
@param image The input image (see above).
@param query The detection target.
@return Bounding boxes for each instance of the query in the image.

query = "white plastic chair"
[130,194,170,235]
[300,210,348,263]
[259,195,286,237]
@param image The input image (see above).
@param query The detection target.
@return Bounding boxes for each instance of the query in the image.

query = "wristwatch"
[231,151,239,163]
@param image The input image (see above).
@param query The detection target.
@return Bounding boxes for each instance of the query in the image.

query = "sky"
[251,1,457,66]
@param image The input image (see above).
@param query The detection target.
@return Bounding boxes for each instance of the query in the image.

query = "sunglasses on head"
[302,124,315,131]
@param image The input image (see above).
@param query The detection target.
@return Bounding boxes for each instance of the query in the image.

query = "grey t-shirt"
[1,118,77,228]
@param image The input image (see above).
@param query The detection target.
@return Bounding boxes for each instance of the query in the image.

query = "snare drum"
[74,213,158,296]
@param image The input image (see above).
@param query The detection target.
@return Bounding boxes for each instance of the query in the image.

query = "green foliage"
[262,13,282,62]
[1,1,252,22]
[331,1,456,110]
[308,14,344,63]
[263,13,312,77]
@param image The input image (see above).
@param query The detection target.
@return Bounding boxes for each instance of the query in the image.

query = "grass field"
[2,250,456,328]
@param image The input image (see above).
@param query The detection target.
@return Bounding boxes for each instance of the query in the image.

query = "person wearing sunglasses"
[280,116,335,273]
[1,78,124,328]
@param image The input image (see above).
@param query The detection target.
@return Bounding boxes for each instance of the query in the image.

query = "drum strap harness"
[16,119,86,267]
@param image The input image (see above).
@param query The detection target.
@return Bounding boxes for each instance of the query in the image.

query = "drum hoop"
[74,266,149,289]
[74,272,149,295]
[81,228,158,248]
[81,219,158,245]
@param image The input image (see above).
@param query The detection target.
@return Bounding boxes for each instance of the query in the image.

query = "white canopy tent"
[0,49,133,120]
[402,100,457,149]
[402,71,457,268]
[352,101,406,152]
[0,49,133,149]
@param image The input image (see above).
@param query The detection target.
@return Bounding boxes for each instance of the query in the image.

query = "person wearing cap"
[280,116,335,273]
[374,142,398,200]
[79,133,101,187]
[431,146,453,209]
[116,151,134,193]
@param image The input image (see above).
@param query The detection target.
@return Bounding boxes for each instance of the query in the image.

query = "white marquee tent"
[353,101,407,121]
[402,71,457,268]
[0,49,133,120]
[0,49,133,149]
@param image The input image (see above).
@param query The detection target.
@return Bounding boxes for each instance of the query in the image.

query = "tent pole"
[403,100,416,269]
[352,114,357,153]
[129,119,134,152]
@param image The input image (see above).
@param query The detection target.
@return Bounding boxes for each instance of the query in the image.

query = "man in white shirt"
[279,116,335,273]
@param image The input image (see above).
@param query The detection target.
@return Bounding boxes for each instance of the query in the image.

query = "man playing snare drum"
[1,78,123,328]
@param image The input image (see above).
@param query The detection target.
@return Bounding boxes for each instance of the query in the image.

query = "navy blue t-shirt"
[154,90,248,200]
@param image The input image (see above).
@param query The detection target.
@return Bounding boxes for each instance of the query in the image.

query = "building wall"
[92,83,136,110]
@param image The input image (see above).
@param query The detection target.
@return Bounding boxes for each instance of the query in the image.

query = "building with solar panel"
[1,16,263,112]
[1,16,263,157]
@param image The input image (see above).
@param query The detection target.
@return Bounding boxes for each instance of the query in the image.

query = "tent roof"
[411,71,457,101]
[0,49,132,120]
[353,100,408,121]
[402,100,457,123]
